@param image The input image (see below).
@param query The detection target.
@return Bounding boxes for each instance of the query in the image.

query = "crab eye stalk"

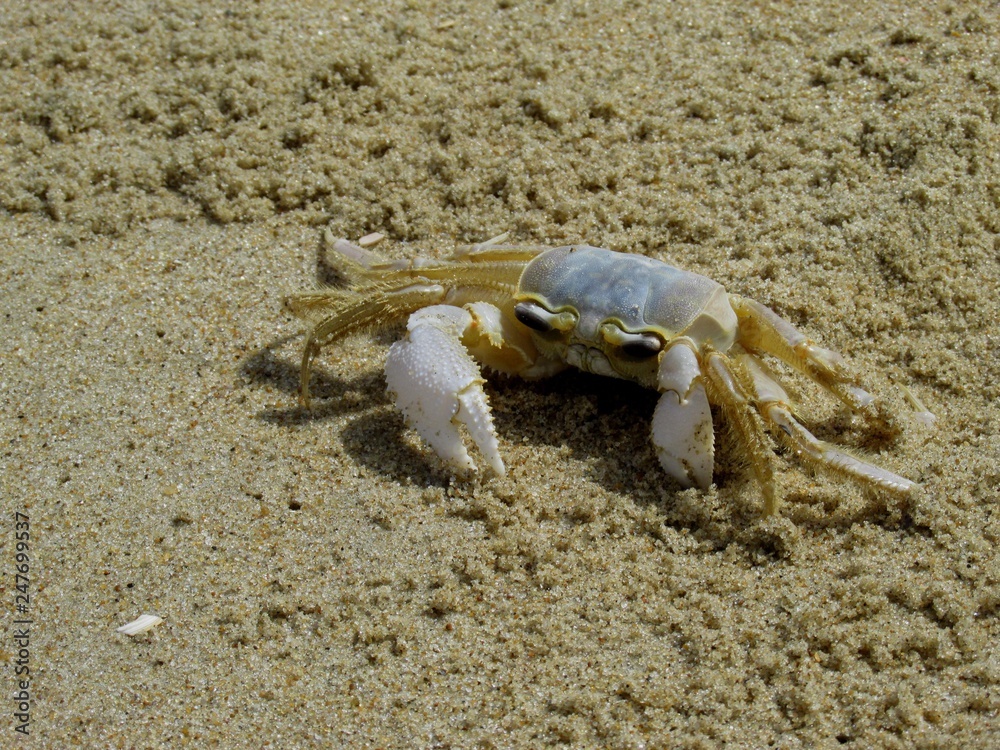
[514,301,577,333]
[620,334,663,359]
[600,323,664,359]
[514,301,553,332]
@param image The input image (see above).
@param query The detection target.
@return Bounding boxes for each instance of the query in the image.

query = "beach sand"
[2,1,998,746]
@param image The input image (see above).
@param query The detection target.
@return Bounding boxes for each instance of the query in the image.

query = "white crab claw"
[385,305,504,476]
[651,341,714,490]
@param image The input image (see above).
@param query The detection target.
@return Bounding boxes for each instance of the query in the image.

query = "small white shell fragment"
[357,232,385,247]
[117,614,164,636]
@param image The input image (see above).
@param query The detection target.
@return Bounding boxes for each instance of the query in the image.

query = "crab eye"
[620,334,663,359]
[514,301,553,332]
[514,301,576,333]
[600,323,664,358]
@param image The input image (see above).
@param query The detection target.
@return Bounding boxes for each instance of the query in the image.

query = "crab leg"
[730,296,875,411]
[738,353,915,495]
[325,236,529,295]
[289,283,447,406]
[702,351,779,514]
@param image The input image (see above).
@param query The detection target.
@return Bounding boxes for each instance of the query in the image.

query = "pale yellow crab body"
[286,235,915,515]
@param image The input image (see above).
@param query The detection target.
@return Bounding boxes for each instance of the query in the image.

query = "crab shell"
[287,237,915,515]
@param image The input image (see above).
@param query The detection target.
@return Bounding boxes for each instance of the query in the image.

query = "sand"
[2,0,998,746]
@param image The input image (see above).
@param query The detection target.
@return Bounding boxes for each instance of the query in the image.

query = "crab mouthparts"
[565,344,621,379]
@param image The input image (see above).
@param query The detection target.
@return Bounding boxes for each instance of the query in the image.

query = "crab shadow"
[240,337,466,487]
[239,339,675,491]
[240,340,911,545]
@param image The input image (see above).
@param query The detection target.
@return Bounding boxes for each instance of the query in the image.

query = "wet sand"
[2,1,998,746]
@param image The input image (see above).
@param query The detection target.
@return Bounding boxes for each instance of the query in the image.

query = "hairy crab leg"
[730,296,875,412]
[288,284,447,406]
[738,353,915,495]
[703,350,779,514]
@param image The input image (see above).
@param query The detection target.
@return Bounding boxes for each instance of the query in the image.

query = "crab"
[286,233,915,515]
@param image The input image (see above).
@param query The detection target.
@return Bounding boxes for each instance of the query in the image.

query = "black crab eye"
[514,301,554,332]
[619,333,663,359]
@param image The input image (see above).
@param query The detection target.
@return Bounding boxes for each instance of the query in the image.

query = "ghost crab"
[286,233,914,514]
